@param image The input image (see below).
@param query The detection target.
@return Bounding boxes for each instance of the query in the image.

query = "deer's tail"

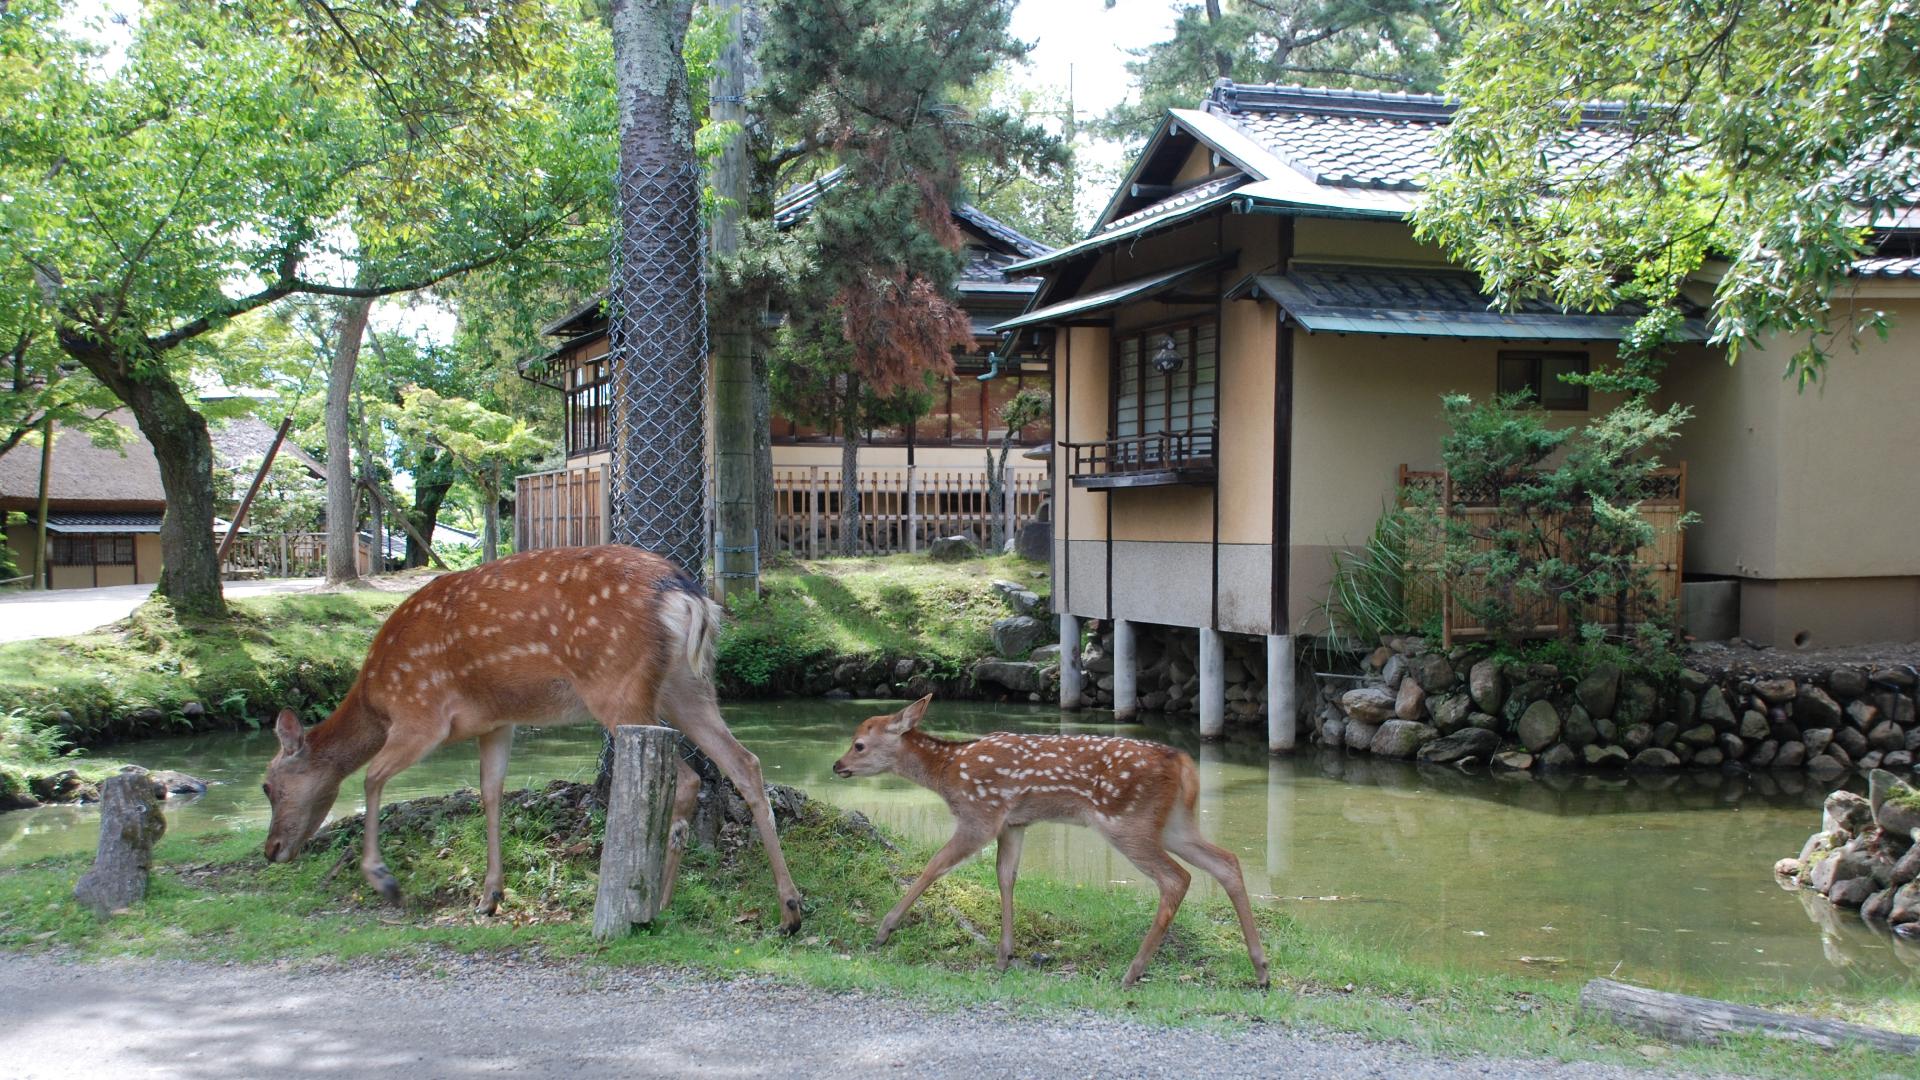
[659,587,724,679]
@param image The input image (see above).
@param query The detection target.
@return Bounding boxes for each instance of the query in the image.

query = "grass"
[0,787,1911,1079]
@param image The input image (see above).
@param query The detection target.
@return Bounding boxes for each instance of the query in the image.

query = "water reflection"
[0,699,1908,995]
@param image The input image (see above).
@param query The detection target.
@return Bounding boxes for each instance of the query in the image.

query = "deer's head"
[261,709,342,863]
[833,694,932,778]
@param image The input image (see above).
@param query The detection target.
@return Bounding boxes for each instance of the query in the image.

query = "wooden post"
[906,465,919,553]
[1578,978,1920,1053]
[74,770,166,918]
[360,480,449,570]
[807,466,820,560]
[593,725,682,940]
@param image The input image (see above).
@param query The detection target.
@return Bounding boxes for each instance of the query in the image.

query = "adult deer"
[260,545,803,932]
[832,695,1267,988]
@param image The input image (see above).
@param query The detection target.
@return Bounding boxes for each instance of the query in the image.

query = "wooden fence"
[219,532,368,578]
[772,465,1046,557]
[1398,464,1686,646]
[516,464,611,551]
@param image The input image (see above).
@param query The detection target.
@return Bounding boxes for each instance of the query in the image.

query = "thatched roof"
[207,415,329,483]
[0,415,165,513]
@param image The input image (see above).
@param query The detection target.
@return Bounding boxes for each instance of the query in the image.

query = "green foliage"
[1414,0,1918,384]
[1320,505,1421,645]
[1099,0,1458,144]
[1432,394,1693,650]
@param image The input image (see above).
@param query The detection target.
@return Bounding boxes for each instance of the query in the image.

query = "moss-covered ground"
[0,786,1911,1079]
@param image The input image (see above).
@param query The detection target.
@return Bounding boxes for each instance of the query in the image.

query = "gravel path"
[0,952,1725,1079]
[0,578,323,643]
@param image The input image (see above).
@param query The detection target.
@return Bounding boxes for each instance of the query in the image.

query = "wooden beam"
[218,415,293,565]
[1579,979,1920,1053]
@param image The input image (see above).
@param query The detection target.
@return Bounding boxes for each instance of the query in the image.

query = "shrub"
[1320,505,1423,645]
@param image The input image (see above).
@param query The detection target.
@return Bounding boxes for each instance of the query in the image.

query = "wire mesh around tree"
[608,159,709,579]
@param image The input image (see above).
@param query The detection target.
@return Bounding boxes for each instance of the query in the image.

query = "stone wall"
[1073,624,1288,726]
[1775,770,1920,933]
[1309,636,1920,776]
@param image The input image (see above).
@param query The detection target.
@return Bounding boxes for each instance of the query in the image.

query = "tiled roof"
[1853,255,1920,278]
[952,203,1053,259]
[44,512,165,534]
[1099,174,1247,233]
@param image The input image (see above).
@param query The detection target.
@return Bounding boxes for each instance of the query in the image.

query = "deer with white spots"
[833,695,1268,988]
[259,546,804,932]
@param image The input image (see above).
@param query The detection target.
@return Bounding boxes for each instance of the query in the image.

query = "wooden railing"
[771,465,1046,557]
[1399,463,1687,646]
[1063,426,1216,489]
[515,464,610,552]
[219,532,367,578]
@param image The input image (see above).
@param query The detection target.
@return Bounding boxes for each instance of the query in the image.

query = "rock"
[1575,664,1622,719]
[1517,700,1562,753]
[823,688,851,700]
[972,660,1047,694]
[1652,721,1680,749]
[1429,693,1473,733]
[1750,739,1779,768]
[73,770,166,917]
[1697,686,1736,730]
[1365,645,1393,672]
[1141,691,1168,711]
[1870,720,1907,753]
[1717,733,1746,761]
[1870,769,1920,842]
[1830,876,1877,909]
[1775,857,1803,878]
[1802,728,1835,758]
[1799,829,1847,866]
[1380,654,1407,691]
[1807,756,1848,784]
[1394,678,1427,721]
[1830,668,1870,698]
[990,616,1047,660]
[1583,743,1630,768]
[1885,750,1914,772]
[1678,723,1717,748]
[1834,725,1871,760]
[1411,653,1456,692]
[1084,651,1115,674]
[1677,668,1712,693]
[1692,747,1725,767]
[1848,700,1881,731]
[1861,751,1886,772]
[1673,689,1698,729]
[29,769,97,804]
[1593,716,1618,743]
[1738,710,1771,741]
[1629,748,1682,771]
[1872,667,1917,689]
[1370,720,1438,759]
[1418,727,1501,764]
[1864,886,1898,922]
[1468,712,1500,731]
[1892,882,1920,925]
[1753,677,1798,705]
[1028,644,1061,665]
[1827,743,1854,770]
[1775,741,1807,768]
[1345,720,1381,752]
[1341,687,1397,723]
[1320,717,1346,748]
[927,534,979,562]
[144,770,208,798]
[1617,680,1659,727]
[1469,660,1505,715]
[1538,743,1576,769]
[1891,844,1920,888]
[989,579,1043,615]
[1796,685,1844,729]
[1015,521,1051,562]
[1621,723,1654,753]
[1563,705,1597,749]
[1491,751,1534,771]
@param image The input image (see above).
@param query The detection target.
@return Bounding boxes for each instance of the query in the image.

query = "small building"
[1006,81,1920,743]
[515,183,1058,556]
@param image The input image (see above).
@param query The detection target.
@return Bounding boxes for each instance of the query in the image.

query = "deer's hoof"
[366,866,401,904]
[779,896,803,935]
[995,955,1011,973]
[873,927,893,948]
[476,889,503,916]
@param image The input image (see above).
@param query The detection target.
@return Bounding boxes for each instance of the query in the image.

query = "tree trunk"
[838,374,860,556]
[988,436,1014,553]
[73,769,166,918]
[405,447,454,568]
[752,344,775,559]
[33,415,51,589]
[482,464,501,562]
[606,0,706,577]
[709,0,756,601]
[325,297,373,585]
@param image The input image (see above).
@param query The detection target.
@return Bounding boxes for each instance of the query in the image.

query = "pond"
[4,699,1913,996]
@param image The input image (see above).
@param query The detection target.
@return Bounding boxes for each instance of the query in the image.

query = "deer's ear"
[274,709,307,757]
[888,694,933,734]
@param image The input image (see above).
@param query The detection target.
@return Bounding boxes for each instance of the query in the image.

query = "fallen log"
[1579,978,1920,1053]
[73,770,166,917]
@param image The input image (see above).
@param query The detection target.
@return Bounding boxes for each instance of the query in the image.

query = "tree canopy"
[1414,0,1920,385]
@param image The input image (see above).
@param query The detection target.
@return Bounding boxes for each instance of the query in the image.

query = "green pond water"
[4,699,1914,996]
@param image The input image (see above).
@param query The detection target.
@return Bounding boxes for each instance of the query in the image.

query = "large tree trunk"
[751,344,775,559]
[606,0,706,577]
[57,334,226,616]
[838,375,860,556]
[482,463,501,562]
[404,447,454,568]
[709,0,756,601]
[324,297,373,585]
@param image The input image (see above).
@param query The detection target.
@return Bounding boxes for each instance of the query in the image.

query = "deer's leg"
[659,758,701,909]
[877,822,995,947]
[475,725,513,916]
[994,825,1027,971]
[662,679,805,933]
[1165,818,1269,989]
[357,721,444,904]
[1106,830,1191,988]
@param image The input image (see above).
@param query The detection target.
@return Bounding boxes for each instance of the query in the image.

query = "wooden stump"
[1579,978,1920,1053]
[73,770,166,918]
[592,725,681,941]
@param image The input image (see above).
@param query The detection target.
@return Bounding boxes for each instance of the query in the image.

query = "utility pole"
[709,0,757,600]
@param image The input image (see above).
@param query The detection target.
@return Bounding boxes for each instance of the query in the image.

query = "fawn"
[833,694,1269,988]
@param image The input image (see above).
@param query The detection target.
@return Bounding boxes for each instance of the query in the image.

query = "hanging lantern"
[1151,333,1183,374]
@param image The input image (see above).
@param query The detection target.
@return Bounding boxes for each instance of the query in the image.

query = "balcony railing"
[1063,425,1217,489]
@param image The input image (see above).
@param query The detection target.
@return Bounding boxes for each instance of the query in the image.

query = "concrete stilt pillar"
[1198,627,1225,739]
[1112,619,1138,721]
[1267,633,1296,753]
[1265,755,1291,888]
[1058,613,1084,709]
